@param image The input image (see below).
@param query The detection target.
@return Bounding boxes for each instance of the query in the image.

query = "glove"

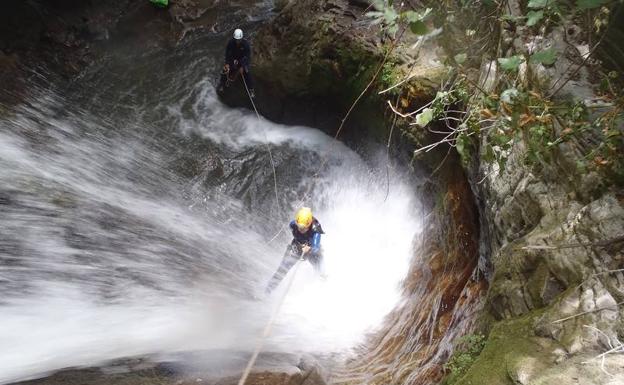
[300,245,311,260]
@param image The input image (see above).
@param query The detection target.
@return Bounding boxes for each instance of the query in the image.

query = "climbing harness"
[222,65,240,87]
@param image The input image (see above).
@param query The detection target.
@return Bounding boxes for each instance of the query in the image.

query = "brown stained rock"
[335,161,487,385]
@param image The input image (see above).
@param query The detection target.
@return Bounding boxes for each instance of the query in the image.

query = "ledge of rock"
[12,351,328,385]
[220,0,447,144]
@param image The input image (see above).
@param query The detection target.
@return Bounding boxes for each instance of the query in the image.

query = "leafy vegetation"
[366,0,624,186]
[366,0,431,36]
[443,333,487,382]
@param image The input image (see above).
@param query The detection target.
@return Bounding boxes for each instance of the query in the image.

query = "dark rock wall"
[247,0,444,145]
[0,0,147,104]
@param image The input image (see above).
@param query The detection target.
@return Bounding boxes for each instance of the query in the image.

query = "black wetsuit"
[218,38,254,90]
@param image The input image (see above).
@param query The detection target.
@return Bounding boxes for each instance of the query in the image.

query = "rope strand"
[236,260,302,385]
[233,28,402,384]
[241,71,281,215]
[235,70,302,385]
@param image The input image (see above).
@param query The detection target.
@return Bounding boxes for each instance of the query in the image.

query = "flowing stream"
[0,13,423,384]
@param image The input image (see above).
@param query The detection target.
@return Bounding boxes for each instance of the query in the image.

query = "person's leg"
[227,64,239,85]
[307,253,319,272]
[307,250,326,278]
[265,243,299,293]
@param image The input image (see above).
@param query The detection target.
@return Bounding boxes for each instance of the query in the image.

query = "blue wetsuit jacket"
[289,218,324,255]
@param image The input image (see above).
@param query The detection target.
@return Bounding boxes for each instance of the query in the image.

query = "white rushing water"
[0,76,421,384]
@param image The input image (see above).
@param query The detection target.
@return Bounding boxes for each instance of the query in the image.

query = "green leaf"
[530,48,557,65]
[528,0,555,8]
[501,14,523,22]
[403,10,422,23]
[415,108,434,126]
[456,132,466,155]
[384,7,398,23]
[526,10,544,26]
[500,88,520,104]
[497,55,524,71]
[528,0,547,8]
[409,20,428,35]
[492,132,512,146]
[497,153,507,173]
[371,0,385,11]
[454,53,467,64]
[366,11,384,18]
[482,144,495,163]
[388,0,393,6]
[576,0,610,9]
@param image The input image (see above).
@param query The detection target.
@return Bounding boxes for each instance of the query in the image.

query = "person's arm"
[310,232,321,255]
[241,40,251,67]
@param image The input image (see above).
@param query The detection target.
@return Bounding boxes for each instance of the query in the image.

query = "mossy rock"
[450,311,561,385]
[251,0,445,143]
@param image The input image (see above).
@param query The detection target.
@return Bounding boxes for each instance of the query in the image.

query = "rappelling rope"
[236,71,301,385]
[239,69,291,246]
[240,71,281,215]
[235,29,401,385]
[286,29,403,213]
[262,30,404,245]
[236,258,303,385]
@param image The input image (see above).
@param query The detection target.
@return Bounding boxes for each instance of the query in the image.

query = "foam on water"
[0,75,421,385]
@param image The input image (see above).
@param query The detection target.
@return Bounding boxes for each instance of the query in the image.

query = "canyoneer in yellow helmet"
[265,207,325,294]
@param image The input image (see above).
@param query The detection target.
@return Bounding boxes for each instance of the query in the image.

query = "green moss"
[526,261,550,307]
[304,35,392,141]
[447,310,560,385]
[443,334,487,383]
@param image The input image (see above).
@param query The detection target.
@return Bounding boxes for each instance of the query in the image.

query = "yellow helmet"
[295,207,313,230]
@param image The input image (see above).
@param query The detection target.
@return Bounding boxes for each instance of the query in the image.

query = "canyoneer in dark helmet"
[217,28,255,98]
[265,207,325,294]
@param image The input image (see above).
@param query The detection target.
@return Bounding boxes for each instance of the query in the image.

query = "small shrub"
[443,333,486,380]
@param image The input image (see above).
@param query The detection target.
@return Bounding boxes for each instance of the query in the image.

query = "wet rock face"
[247,0,445,142]
[458,67,624,385]
[12,351,328,385]
[248,0,383,136]
[169,0,212,23]
[481,147,624,318]
[0,0,136,104]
